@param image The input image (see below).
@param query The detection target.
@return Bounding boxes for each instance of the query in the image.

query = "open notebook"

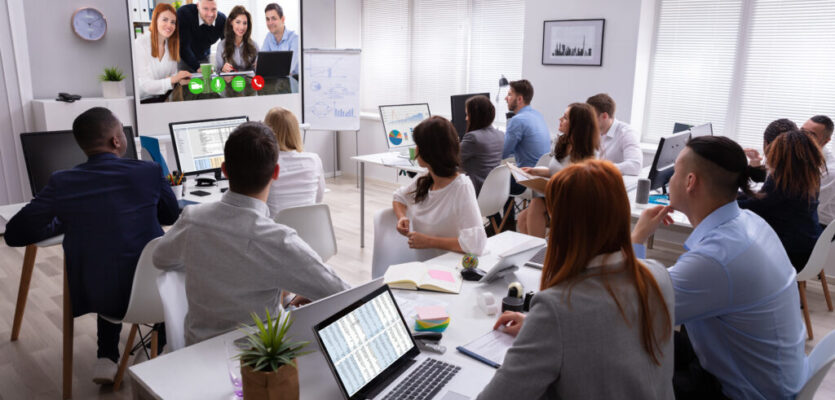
[384,262,462,294]
[507,163,548,193]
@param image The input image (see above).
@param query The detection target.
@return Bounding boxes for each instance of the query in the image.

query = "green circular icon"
[188,78,204,95]
[231,76,246,92]
[210,77,226,93]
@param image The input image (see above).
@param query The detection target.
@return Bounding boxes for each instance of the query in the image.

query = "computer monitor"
[673,123,693,133]
[647,129,692,192]
[450,93,490,139]
[168,116,249,176]
[690,122,713,138]
[379,103,431,150]
[20,127,138,196]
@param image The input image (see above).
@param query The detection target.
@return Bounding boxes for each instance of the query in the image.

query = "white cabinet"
[31,97,135,132]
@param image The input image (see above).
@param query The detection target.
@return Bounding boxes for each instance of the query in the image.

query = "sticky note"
[416,306,448,321]
[428,269,455,283]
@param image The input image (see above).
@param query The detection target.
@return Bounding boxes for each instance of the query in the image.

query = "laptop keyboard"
[382,358,461,400]
[525,247,547,268]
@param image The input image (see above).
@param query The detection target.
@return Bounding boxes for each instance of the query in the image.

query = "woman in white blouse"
[264,107,325,216]
[393,116,487,257]
[518,103,599,237]
[133,4,191,101]
[215,6,259,73]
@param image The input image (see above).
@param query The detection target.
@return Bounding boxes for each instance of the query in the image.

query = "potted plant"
[236,309,312,400]
[100,66,126,98]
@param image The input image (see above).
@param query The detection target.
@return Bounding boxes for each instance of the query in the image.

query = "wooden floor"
[1,175,834,399]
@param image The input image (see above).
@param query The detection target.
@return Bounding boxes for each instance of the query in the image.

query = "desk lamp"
[495,75,509,102]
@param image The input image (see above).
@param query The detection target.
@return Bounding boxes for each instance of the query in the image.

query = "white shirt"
[547,155,571,176]
[600,119,643,175]
[393,174,487,257]
[134,33,176,100]
[267,151,326,216]
[818,146,835,224]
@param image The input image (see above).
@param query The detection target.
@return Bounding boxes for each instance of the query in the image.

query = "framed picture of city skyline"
[542,19,605,66]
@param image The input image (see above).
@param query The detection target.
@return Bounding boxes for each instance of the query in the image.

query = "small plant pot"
[102,81,126,98]
[241,360,299,400]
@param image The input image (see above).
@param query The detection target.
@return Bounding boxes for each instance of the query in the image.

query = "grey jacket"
[460,126,505,196]
[478,255,675,400]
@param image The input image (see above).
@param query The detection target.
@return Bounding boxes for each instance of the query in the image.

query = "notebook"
[507,163,548,193]
[384,262,462,294]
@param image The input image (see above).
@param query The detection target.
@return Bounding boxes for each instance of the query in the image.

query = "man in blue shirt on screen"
[631,136,808,400]
[502,79,550,195]
[262,3,300,76]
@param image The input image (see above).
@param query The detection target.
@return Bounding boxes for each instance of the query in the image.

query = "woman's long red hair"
[150,4,180,62]
[542,160,672,365]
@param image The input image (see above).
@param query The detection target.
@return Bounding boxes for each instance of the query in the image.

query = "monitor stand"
[214,170,227,181]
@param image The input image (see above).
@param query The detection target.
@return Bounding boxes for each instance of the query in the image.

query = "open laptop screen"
[314,286,418,399]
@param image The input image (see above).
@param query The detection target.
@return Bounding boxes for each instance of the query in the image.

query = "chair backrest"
[371,208,435,279]
[275,204,338,262]
[121,237,165,324]
[797,329,835,400]
[536,152,552,167]
[797,222,835,281]
[157,269,188,351]
[477,165,511,218]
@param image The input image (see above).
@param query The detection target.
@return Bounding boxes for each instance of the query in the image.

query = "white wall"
[521,0,645,133]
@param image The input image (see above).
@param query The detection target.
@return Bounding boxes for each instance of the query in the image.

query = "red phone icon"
[252,75,264,91]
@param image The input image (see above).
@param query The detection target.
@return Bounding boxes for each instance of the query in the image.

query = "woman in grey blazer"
[459,95,504,196]
[478,160,675,400]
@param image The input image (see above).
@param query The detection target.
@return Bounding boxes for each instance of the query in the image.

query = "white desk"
[128,235,542,400]
[351,152,426,248]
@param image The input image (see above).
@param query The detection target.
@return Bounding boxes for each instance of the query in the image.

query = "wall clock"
[72,7,107,41]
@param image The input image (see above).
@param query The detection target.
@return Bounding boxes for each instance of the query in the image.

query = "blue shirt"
[262,29,300,75]
[636,202,808,400]
[501,106,551,167]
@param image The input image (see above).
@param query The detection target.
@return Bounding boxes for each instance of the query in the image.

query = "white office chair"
[796,329,835,400]
[371,208,434,279]
[275,204,338,262]
[102,237,165,390]
[157,269,188,352]
[796,222,835,340]
[477,165,512,233]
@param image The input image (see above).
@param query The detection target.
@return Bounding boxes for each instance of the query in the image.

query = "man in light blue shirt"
[502,79,550,196]
[262,3,299,76]
[632,136,808,400]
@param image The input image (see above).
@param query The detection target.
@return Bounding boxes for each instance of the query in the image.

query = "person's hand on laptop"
[494,311,526,337]
[288,295,311,307]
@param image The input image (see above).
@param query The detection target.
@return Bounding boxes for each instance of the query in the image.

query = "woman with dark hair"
[738,129,826,272]
[517,103,600,237]
[215,5,258,73]
[743,118,798,182]
[134,4,191,100]
[478,160,674,400]
[392,116,487,257]
[460,96,504,195]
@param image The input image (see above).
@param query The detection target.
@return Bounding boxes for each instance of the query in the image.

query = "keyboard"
[382,358,461,400]
[524,246,547,269]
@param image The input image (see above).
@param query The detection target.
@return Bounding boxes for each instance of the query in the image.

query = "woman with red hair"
[478,160,675,400]
[134,4,191,101]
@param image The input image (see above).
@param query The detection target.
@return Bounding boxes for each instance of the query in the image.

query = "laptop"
[478,231,547,282]
[523,246,548,269]
[255,51,293,78]
[313,285,467,400]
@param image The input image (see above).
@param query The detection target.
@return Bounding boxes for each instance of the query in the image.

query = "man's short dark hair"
[686,136,754,199]
[509,79,534,104]
[810,115,834,138]
[72,107,120,152]
[763,118,797,148]
[265,3,284,17]
[586,93,616,117]
[224,122,279,195]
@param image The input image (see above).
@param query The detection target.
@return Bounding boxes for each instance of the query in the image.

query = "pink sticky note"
[428,269,455,283]
[416,305,448,321]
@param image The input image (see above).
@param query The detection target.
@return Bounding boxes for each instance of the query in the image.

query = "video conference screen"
[127,0,302,134]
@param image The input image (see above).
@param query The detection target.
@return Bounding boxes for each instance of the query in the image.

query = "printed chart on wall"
[303,49,361,131]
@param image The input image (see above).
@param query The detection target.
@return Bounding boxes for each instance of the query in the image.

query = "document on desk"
[380,155,414,168]
[456,330,515,369]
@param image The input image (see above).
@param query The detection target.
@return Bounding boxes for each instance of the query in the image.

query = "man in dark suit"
[4,107,180,384]
[177,0,226,71]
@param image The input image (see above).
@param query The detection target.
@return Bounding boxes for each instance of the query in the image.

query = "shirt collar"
[87,152,119,161]
[221,191,270,218]
[602,119,620,137]
[586,251,625,269]
[517,105,532,114]
[684,201,740,250]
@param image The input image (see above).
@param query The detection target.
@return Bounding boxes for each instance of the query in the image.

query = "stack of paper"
[414,305,450,332]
